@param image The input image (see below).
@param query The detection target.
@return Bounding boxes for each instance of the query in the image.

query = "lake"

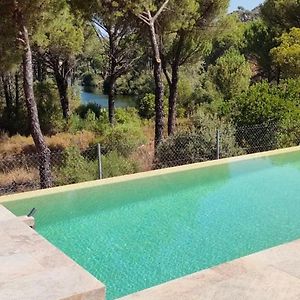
[78,86,135,108]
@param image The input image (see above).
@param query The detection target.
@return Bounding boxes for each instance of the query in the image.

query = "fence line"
[0,122,299,196]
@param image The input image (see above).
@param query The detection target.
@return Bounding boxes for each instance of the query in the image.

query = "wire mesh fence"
[1,122,299,196]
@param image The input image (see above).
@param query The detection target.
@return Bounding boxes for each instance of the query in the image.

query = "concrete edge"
[1,146,299,203]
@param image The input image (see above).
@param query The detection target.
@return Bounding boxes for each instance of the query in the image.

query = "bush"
[81,72,98,87]
[137,93,168,120]
[209,49,251,100]
[115,108,141,125]
[102,124,146,157]
[54,147,98,185]
[226,80,300,151]
[116,70,155,97]
[156,109,243,168]
[75,103,103,119]
[137,93,155,119]
[277,110,300,148]
[102,151,139,178]
[35,81,63,135]
[227,81,294,126]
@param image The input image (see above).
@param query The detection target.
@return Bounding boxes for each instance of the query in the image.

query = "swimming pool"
[3,148,300,299]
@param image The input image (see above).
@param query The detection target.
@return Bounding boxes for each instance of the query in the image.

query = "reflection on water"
[77,86,135,108]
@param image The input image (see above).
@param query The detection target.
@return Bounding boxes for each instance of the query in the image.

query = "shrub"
[102,124,146,157]
[227,80,300,151]
[137,93,168,120]
[156,109,243,168]
[227,81,293,126]
[277,110,300,148]
[81,72,98,87]
[137,93,155,119]
[115,108,141,125]
[209,49,252,100]
[102,151,139,178]
[75,103,103,119]
[54,147,98,185]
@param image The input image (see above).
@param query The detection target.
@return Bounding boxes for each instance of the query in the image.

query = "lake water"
[78,86,134,108]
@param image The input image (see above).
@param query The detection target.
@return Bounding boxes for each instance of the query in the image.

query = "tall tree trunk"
[149,21,164,148]
[165,33,184,136]
[16,11,52,189]
[168,64,179,136]
[54,72,70,119]
[1,74,13,116]
[15,72,20,118]
[36,57,45,82]
[107,76,116,125]
[107,31,117,125]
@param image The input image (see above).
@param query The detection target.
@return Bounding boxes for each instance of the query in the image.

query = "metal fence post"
[216,129,221,160]
[97,143,103,180]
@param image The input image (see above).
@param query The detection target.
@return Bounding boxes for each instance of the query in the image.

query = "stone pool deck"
[121,239,300,300]
[0,205,105,300]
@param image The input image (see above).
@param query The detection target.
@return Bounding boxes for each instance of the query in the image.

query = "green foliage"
[35,81,64,134]
[34,3,84,56]
[115,108,141,125]
[76,103,103,119]
[261,0,300,33]
[208,14,246,63]
[226,79,300,152]
[102,123,145,157]
[209,49,252,100]
[117,70,155,98]
[156,109,242,168]
[54,147,97,185]
[183,67,223,115]
[277,110,300,148]
[102,151,139,178]
[243,19,276,79]
[271,28,300,78]
[227,81,300,126]
[81,73,98,87]
[137,93,156,119]
[191,109,243,157]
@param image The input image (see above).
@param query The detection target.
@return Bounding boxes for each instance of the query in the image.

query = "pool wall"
[0,146,299,204]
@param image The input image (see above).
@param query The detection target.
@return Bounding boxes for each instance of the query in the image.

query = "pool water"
[4,150,300,299]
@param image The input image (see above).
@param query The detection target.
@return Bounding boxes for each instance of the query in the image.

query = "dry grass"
[0,168,39,186]
[131,141,155,172]
[46,130,96,151]
[0,130,96,158]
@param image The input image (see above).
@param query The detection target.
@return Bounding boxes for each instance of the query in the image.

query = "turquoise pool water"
[4,150,300,299]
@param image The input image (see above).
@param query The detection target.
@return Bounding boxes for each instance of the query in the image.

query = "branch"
[138,13,151,25]
[153,0,170,22]
[16,37,26,46]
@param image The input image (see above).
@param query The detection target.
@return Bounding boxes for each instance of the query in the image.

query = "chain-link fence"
[1,122,299,196]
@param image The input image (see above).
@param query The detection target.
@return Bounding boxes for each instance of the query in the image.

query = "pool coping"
[0,146,299,203]
[0,205,105,300]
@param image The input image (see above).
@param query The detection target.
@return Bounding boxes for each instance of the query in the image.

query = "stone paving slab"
[120,240,300,300]
[0,205,105,300]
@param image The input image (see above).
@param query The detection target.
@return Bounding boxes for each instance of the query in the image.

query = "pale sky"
[230,0,264,11]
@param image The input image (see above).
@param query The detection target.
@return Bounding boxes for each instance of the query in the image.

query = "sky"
[229,0,264,12]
